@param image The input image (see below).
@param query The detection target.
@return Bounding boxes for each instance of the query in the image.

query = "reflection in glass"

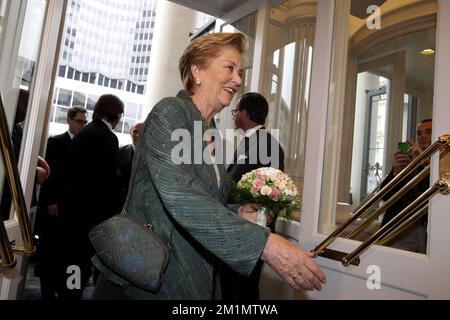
[58,88,72,106]
[55,107,69,124]
[73,91,86,107]
[0,0,47,220]
[86,95,97,110]
[319,0,436,253]
[221,11,257,95]
[218,11,258,158]
[264,0,317,221]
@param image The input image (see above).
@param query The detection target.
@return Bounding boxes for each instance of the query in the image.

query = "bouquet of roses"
[235,167,300,222]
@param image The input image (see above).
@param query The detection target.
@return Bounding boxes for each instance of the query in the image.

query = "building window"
[57,88,72,106]
[89,72,96,84]
[82,72,89,82]
[67,67,75,79]
[59,65,66,77]
[73,91,86,107]
[86,94,97,110]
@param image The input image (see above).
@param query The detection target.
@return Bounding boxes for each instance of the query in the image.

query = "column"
[144,0,198,116]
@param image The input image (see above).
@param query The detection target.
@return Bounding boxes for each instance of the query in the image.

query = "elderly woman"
[92,32,326,299]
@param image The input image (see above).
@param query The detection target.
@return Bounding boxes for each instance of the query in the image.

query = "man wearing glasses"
[36,106,88,299]
[223,92,285,300]
[228,92,284,183]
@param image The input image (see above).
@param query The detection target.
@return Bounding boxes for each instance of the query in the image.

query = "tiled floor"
[21,261,94,300]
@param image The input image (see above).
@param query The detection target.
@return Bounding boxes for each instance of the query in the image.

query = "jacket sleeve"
[39,137,59,206]
[143,98,270,275]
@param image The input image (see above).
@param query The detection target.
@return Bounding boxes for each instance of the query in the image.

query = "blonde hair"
[179,32,247,94]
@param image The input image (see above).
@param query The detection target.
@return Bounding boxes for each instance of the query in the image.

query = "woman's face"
[193,47,243,111]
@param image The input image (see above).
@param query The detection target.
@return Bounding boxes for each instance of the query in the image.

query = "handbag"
[89,121,171,292]
[89,213,170,292]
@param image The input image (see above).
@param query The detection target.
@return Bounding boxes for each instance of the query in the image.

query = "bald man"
[118,122,143,199]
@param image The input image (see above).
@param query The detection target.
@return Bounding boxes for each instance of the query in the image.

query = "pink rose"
[252,179,263,191]
[270,188,280,201]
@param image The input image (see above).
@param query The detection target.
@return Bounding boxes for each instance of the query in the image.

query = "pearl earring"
[196,78,201,85]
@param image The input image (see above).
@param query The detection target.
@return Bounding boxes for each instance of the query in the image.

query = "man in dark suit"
[36,106,87,299]
[222,92,285,300]
[118,122,143,201]
[227,93,285,183]
[62,94,124,299]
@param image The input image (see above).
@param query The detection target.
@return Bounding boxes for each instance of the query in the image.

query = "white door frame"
[1,0,65,300]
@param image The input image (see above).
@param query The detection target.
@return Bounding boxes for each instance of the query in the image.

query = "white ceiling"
[359,28,436,91]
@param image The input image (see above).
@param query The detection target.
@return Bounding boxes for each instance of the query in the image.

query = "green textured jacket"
[93,90,270,299]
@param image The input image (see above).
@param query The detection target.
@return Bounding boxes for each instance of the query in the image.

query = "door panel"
[0,0,65,299]
[296,0,450,299]
[262,0,449,299]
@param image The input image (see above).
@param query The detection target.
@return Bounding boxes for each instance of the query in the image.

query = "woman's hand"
[261,233,327,291]
[238,203,259,223]
[238,204,275,226]
[36,156,50,184]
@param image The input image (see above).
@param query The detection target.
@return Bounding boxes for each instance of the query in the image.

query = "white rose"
[260,185,272,196]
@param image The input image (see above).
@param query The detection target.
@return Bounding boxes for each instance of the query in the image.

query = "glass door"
[360,85,388,202]
[0,0,65,299]
[297,0,450,300]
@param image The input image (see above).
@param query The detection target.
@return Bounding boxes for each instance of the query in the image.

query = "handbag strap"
[122,119,174,249]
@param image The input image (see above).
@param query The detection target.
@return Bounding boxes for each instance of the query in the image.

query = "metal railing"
[0,93,35,270]
[312,134,450,266]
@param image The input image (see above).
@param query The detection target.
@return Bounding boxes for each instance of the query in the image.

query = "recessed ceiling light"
[420,49,435,56]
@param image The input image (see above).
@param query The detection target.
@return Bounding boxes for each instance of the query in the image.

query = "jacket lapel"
[179,92,222,198]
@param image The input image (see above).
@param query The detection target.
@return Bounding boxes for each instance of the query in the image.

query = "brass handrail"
[0,217,16,269]
[0,92,35,270]
[312,137,445,257]
[347,147,449,241]
[342,181,447,266]
[312,134,450,266]
[377,204,428,246]
[345,167,429,240]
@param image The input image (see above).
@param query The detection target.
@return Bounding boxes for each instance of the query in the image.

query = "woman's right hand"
[238,203,259,223]
[261,233,327,291]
